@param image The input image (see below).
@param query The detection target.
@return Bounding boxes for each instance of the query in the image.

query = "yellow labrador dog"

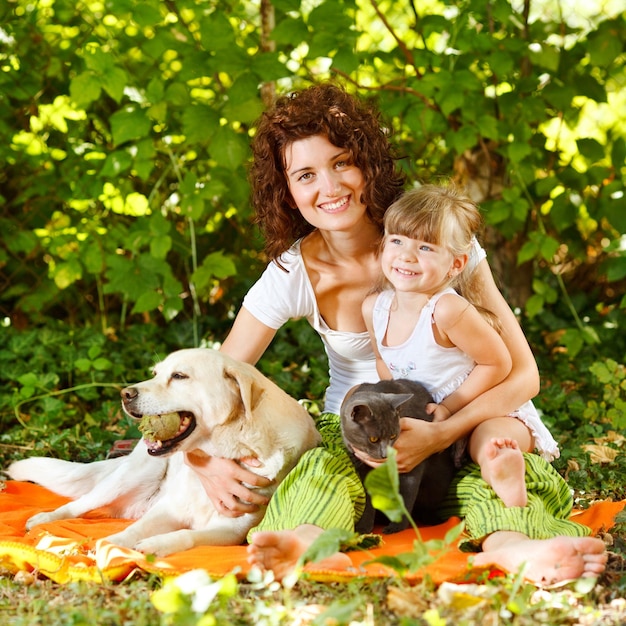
[8,349,321,556]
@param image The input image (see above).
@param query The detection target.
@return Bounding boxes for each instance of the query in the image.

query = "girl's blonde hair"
[382,182,501,330]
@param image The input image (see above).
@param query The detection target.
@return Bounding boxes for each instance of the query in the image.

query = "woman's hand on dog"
[184,451,271,517]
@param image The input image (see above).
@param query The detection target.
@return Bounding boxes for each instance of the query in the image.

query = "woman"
[184,83,606,585]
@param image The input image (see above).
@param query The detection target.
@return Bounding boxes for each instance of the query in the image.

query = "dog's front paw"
[25,511,61,530]
[104,530,135,550]
[135,530,194,556]
[134,536,179,557]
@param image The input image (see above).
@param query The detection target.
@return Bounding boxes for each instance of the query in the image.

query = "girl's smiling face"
[381,233,465,296]
[284,135,368,232]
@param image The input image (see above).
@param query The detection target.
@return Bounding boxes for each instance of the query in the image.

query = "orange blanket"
[0,481,623,585]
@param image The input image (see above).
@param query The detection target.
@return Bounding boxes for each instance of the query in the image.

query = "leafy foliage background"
[0,0,624,478]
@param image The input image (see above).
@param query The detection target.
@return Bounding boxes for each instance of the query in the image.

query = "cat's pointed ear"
[351,404,373,423]
[383,392,414,410]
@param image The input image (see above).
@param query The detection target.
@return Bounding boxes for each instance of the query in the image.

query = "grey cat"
[340,379,455,534]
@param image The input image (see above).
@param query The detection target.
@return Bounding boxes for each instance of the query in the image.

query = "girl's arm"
[434,293,512,416]
[184,307,278,518]
[394,258,540,469]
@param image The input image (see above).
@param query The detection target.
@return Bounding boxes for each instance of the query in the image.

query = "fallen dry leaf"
[582,444,619,464]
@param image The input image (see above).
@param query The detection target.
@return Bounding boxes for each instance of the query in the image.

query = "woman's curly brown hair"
[250,83,406,262]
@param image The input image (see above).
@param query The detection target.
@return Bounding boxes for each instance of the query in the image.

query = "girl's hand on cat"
[426,402,451,422]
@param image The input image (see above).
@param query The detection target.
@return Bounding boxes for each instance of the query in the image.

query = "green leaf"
[92,357,112,371]
[539,235,559,262]
[549,194,578,231]
[132,3,163,27]
[182,105,220,145]
[110,107,152,147]
[443,520,465,544]
[53,260,83,289]
[131,290,163,314]
[574,74,607,103]
[507,142,532,163]
[528,43,560,72]
[162,296,183,321]
[587,23,623,66]
[525,294,544,318]
[100,150,133,177]
[605,257,626,282]
[74,358,92,373]
[447,125,477,154]
[101,67,128,104]
[437,84,465,117]
[209,126,248,170]
[559,328,584,357]
[308,2,354,33]
[69,72,101,107]
[364,448,406,523]
[299,528,358,567]
[199,13,236,51]
[543,83,577,110]
[222,73,265,122]
[83,244,104,274]
[150,235,172,260]
[518,240,538,264]
[577,138,605,163]
[271,16,309,46]
[192,252,237,296]
[476,114,500,140]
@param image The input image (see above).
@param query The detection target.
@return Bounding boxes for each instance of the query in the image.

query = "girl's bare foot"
[480,438,528,508]
[474,532,607,586]
[247,524,352,581]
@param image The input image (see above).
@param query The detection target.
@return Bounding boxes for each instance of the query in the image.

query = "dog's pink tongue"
[144,439,163,452]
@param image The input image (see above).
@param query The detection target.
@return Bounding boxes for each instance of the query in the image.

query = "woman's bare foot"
[474,532,607,586]
[479,438,528,508]
[247,524,352,581]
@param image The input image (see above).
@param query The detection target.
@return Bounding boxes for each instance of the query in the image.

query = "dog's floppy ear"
[224,364,265,419]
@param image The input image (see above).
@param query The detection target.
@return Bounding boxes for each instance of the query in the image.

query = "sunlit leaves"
[1,0,623,332]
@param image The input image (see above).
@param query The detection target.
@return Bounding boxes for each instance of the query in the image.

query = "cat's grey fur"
[340,379,455,534]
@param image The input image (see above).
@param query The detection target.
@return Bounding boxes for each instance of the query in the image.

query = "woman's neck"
[305,222,381,264]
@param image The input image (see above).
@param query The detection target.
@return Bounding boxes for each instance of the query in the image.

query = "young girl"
[361,184,559,509]
[184,83,605,585]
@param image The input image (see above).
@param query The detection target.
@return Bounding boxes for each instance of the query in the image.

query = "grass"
[1,546,626,625]
[1,320,625,624]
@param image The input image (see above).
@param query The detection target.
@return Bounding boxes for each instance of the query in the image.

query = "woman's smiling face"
[284,135,368,232]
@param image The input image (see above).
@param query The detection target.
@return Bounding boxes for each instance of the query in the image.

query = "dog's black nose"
[121,387,138,401]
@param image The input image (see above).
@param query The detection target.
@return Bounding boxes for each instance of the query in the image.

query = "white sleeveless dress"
[372,288,560,461]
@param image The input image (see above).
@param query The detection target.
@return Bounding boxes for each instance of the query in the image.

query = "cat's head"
[341,392,413,460]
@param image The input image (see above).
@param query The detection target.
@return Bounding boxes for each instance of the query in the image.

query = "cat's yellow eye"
[369,436,379,443]
[390,434,397,440]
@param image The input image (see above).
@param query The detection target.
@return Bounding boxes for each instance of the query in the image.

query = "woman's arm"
[184,308,279,517]
[394,258,540,469]
[220,307,278,364]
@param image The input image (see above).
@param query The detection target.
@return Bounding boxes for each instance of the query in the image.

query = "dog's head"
[121,348,265,457]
